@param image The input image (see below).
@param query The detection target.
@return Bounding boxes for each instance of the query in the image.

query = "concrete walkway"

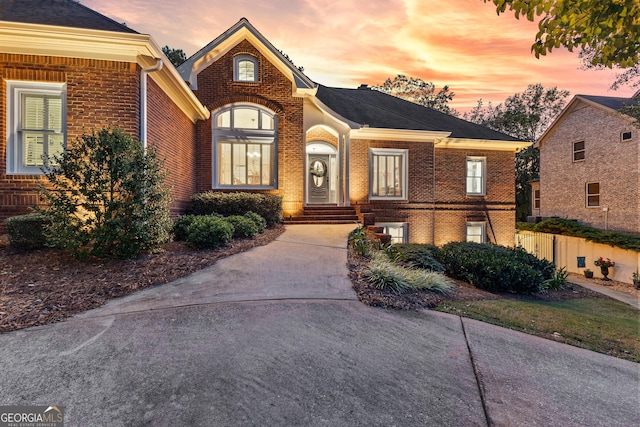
[0,225,638,426]
[567,275,639,309]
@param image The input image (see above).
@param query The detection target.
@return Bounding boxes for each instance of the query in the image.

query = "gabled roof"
[0,0,137,33]
[537,94,638,147]
[178,18,315,92]
[316,85,520,141]
[578,94,638,112]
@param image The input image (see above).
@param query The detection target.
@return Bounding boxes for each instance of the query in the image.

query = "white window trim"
[233,54,258,82]
[375,222,408,244]
[369,148,408,201]
[586,182,600,208]
[6,81,66,175]
[621,131,632,142]
[533,189,540,209]
[572,140,585,162]
[212,103,278,190]
[466,156,486,196]
[466,222,486,243]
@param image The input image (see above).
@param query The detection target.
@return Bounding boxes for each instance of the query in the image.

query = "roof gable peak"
[178,18,315,92]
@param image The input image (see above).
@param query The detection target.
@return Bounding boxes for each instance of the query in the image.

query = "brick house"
[1,1,529,246]
[0,0,209,231]
[535,94,639,233]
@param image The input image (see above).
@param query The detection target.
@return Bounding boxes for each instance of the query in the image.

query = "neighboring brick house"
[535,94,640,234]
[1,1,529,246]
[0,0,209,232]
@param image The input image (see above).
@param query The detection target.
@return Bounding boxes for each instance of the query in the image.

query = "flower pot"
[584,270,593,279]
[600,266,610,281]
[634,280,640,290]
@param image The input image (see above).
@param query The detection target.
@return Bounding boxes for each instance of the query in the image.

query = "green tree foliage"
[464,84,570,221]
[484,0,640,68]
[162,45,187,67]
[372,74,459,116]
[39,128,172,259]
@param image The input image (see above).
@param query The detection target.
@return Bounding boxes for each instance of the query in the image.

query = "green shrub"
[186,215,234,249]
[349,225,370,257]
[38,128,172,259]
[243,211,267,233]
[173,215,203,241]
[516,222,536,231]
[226,215,259,239]
[392,244,444,273]
[191,192,282,227]
[532,218,640,252]
[364,252,452,294]
[6,213,52,250]
[542,266,569,291]
[437,242,555,294]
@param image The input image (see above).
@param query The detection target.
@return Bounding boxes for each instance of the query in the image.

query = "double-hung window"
[234,54,258,82]
[466,157,486,196]
[6,81,66,174]
[586,182,599,207]
[466,222,486,243]
[369,148,408,200]
[213,104,277,188]
[376,222,408,244]
[573,141,585,162]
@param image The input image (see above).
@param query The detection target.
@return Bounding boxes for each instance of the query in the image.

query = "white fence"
[516,231,640,284]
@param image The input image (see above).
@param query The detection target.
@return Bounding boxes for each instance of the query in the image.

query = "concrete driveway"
[0,224,638,426]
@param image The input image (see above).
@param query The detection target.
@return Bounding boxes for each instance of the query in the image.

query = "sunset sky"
[84,0,635,112]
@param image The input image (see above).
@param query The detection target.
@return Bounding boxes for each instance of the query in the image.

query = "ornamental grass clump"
[364,252,452,295]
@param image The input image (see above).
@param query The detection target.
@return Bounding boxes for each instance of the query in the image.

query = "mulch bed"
[347,246,608,310]
[0,225,284,333]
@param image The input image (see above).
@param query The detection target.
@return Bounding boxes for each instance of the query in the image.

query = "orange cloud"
[84,0,637,112]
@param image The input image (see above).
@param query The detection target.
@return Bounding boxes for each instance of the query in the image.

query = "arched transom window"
[213,104,277,188]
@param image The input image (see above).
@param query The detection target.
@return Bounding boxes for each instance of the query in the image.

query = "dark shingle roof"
[316,85,519,141]
[0,0,137,33]
[579,94,639,111]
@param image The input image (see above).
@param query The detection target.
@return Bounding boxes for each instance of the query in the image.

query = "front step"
[284,206,360,225]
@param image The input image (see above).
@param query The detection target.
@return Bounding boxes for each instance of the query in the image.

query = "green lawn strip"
[435,298,640,363]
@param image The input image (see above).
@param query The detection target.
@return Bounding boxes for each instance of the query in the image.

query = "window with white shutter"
[6,81,66,174]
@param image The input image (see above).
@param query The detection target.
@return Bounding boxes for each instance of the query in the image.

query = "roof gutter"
[140,58,163,149]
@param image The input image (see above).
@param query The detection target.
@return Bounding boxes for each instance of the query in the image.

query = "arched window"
[213,104,277,188]
[234,54,258,82]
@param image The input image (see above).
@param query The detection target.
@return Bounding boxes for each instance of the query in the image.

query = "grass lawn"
[436,297,640,363]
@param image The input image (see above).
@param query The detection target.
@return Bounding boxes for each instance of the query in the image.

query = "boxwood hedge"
[191,192,282,227]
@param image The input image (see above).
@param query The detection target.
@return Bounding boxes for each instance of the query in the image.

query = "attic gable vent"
[621,131,632,142]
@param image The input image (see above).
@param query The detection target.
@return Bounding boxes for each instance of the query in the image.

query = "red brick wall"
[147,78,197,215]
[306,127,338,148]
[0,54,139,232]
[192,40,305,215]
[349,139,516,246]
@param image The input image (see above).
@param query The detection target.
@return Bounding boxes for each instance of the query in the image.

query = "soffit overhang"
[0,21,209,122]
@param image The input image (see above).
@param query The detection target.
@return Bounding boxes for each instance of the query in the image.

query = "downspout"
[140,59,163,149]
[431,142,436,245]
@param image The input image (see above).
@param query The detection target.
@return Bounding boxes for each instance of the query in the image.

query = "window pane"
[218,143,232,185]
[247,144,261,185]
[217,111,231,128]
[387,225,404,244]
[47,97,62,130]
[574,151,585,161]
[574,141,584,151]
[466,159,484,194]
[587,183,599,194]
[261,145,271,185]
[467,224,484,243]
[261,112,274,130]
[233,144,246,184]
[23,95,44,129]
[48,134,64,164]
[587,196,599,206]
[238,60,255,81]
[23,133,44,166]
[233,108,260,129]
